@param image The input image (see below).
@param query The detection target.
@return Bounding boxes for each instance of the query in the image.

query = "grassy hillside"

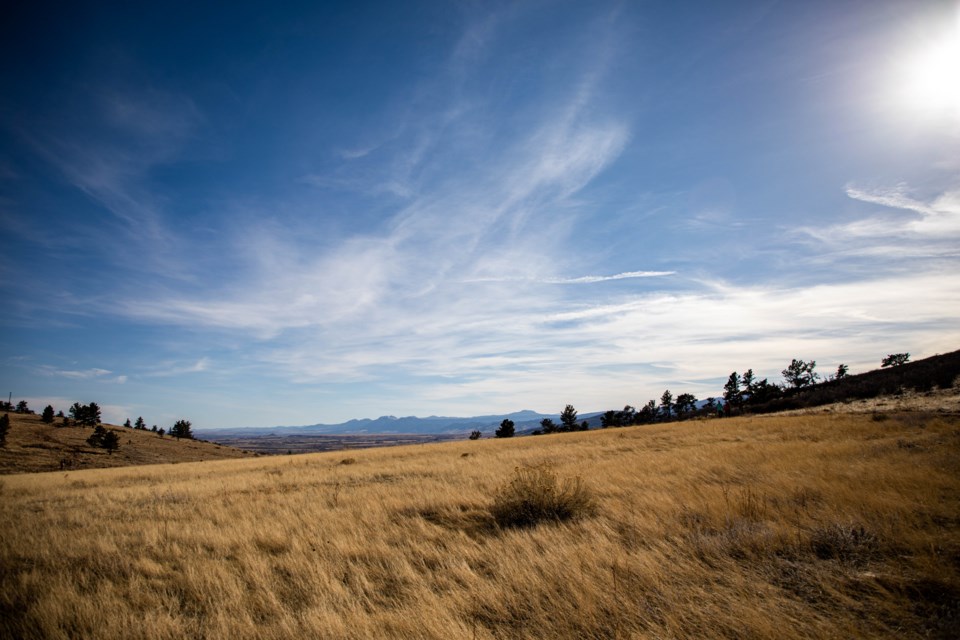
[1,411,958,639]
[0,413,251,474]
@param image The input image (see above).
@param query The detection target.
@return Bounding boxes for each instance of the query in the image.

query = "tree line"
[0,399,196,453]
[477,352,916,439]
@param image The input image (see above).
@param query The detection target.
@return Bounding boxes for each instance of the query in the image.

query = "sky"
[2,0,959,429]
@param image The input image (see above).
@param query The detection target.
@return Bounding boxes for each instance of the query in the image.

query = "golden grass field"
[1,411,958,639]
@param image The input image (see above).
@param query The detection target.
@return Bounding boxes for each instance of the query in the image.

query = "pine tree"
[559,405,579,432]
[170,419,193,440]
[0,414,9,447]
[135,417,146,430]
[660,390,673,420]
[102,430,120,454]
[723,372,742,413]
[42,405,55,424]
[495,419,515,438]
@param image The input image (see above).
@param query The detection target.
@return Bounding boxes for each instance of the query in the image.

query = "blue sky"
[2,1,959,429]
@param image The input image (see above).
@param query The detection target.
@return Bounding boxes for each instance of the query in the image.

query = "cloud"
[40,367,113,380]
[794,183,960,262]
[464,270,676,284]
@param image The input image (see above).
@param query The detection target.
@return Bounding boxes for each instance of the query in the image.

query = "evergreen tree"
[468,430,482,440]
[559,405,579,432]
[495,419,515,438]
[42,405,55,424]
[124,418,132,428]
[638,400,658,423]
[723,372,741,412]
[16,400,29,414]
[675,393,697,418]
[881,353,910,368]
[102,430,120,454]
[660,390,673,420]
[539,418,558,434]
[157,428,165,438]
[169,419,193,440]
[86,425,108,448]
[0,414,9,447]
[835,364,849,380]
[135,417,146,430]
[782,359,819,388]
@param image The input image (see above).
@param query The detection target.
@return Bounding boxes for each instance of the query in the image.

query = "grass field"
[1,412,958,638]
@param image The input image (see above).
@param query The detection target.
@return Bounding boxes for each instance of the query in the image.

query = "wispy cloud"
[464,270,676,284]
[40,366,113,380]
[794,183,960,262]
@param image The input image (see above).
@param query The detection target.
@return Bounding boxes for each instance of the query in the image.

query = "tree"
[675,393,698,418]
[135,417,146,431]
[157,428,165,438]
[742,369,756,397]
[723,372,741,411]
[102,430,120,454]
[600,410,619,428]
[540,418,558,434]
[748,378,782,405]
[495,419,515,438]
[86,425,107,448]
[660,390,673,420]
[835,364,849,380]
[86,425,119,453]
[169,419,193,440]
[619,405,636,425]
[70,402,101,427]
[469,430,482,440]
[782,359,819,388]
[16,400,29,414]
[42,405,55,424]
[580,420,589,431]
[559,405,579,432]
[638,400,658,424]
[881,353,910,368]
[0,414,9,447]
[124,418,132,429]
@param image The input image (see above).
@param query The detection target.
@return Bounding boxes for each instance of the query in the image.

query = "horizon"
[3,1,959,429]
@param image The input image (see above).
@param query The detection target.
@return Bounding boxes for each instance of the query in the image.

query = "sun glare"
[897,19,960,121]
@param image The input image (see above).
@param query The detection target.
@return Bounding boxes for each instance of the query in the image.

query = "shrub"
[810,522,878,564]
[490,464,596,528]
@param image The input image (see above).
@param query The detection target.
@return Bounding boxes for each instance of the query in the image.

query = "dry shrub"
[810,522,879,564]
[490,464,596,528]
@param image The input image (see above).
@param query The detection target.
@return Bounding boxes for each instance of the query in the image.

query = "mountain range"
[196,409,604,437]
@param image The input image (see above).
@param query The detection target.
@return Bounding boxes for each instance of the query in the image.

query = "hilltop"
[0,412,252,475]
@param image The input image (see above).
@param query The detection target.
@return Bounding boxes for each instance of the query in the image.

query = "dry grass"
[1,412,959,639]
[0,413,250,474]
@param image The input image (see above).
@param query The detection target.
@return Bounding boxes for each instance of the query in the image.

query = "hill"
[0,413,252,474]
[1,410,957,638]
[746,348,960,414]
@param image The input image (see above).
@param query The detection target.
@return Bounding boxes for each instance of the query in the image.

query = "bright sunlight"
[897,16,960,120]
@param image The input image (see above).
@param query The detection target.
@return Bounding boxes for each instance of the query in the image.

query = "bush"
[490,464,596,528]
